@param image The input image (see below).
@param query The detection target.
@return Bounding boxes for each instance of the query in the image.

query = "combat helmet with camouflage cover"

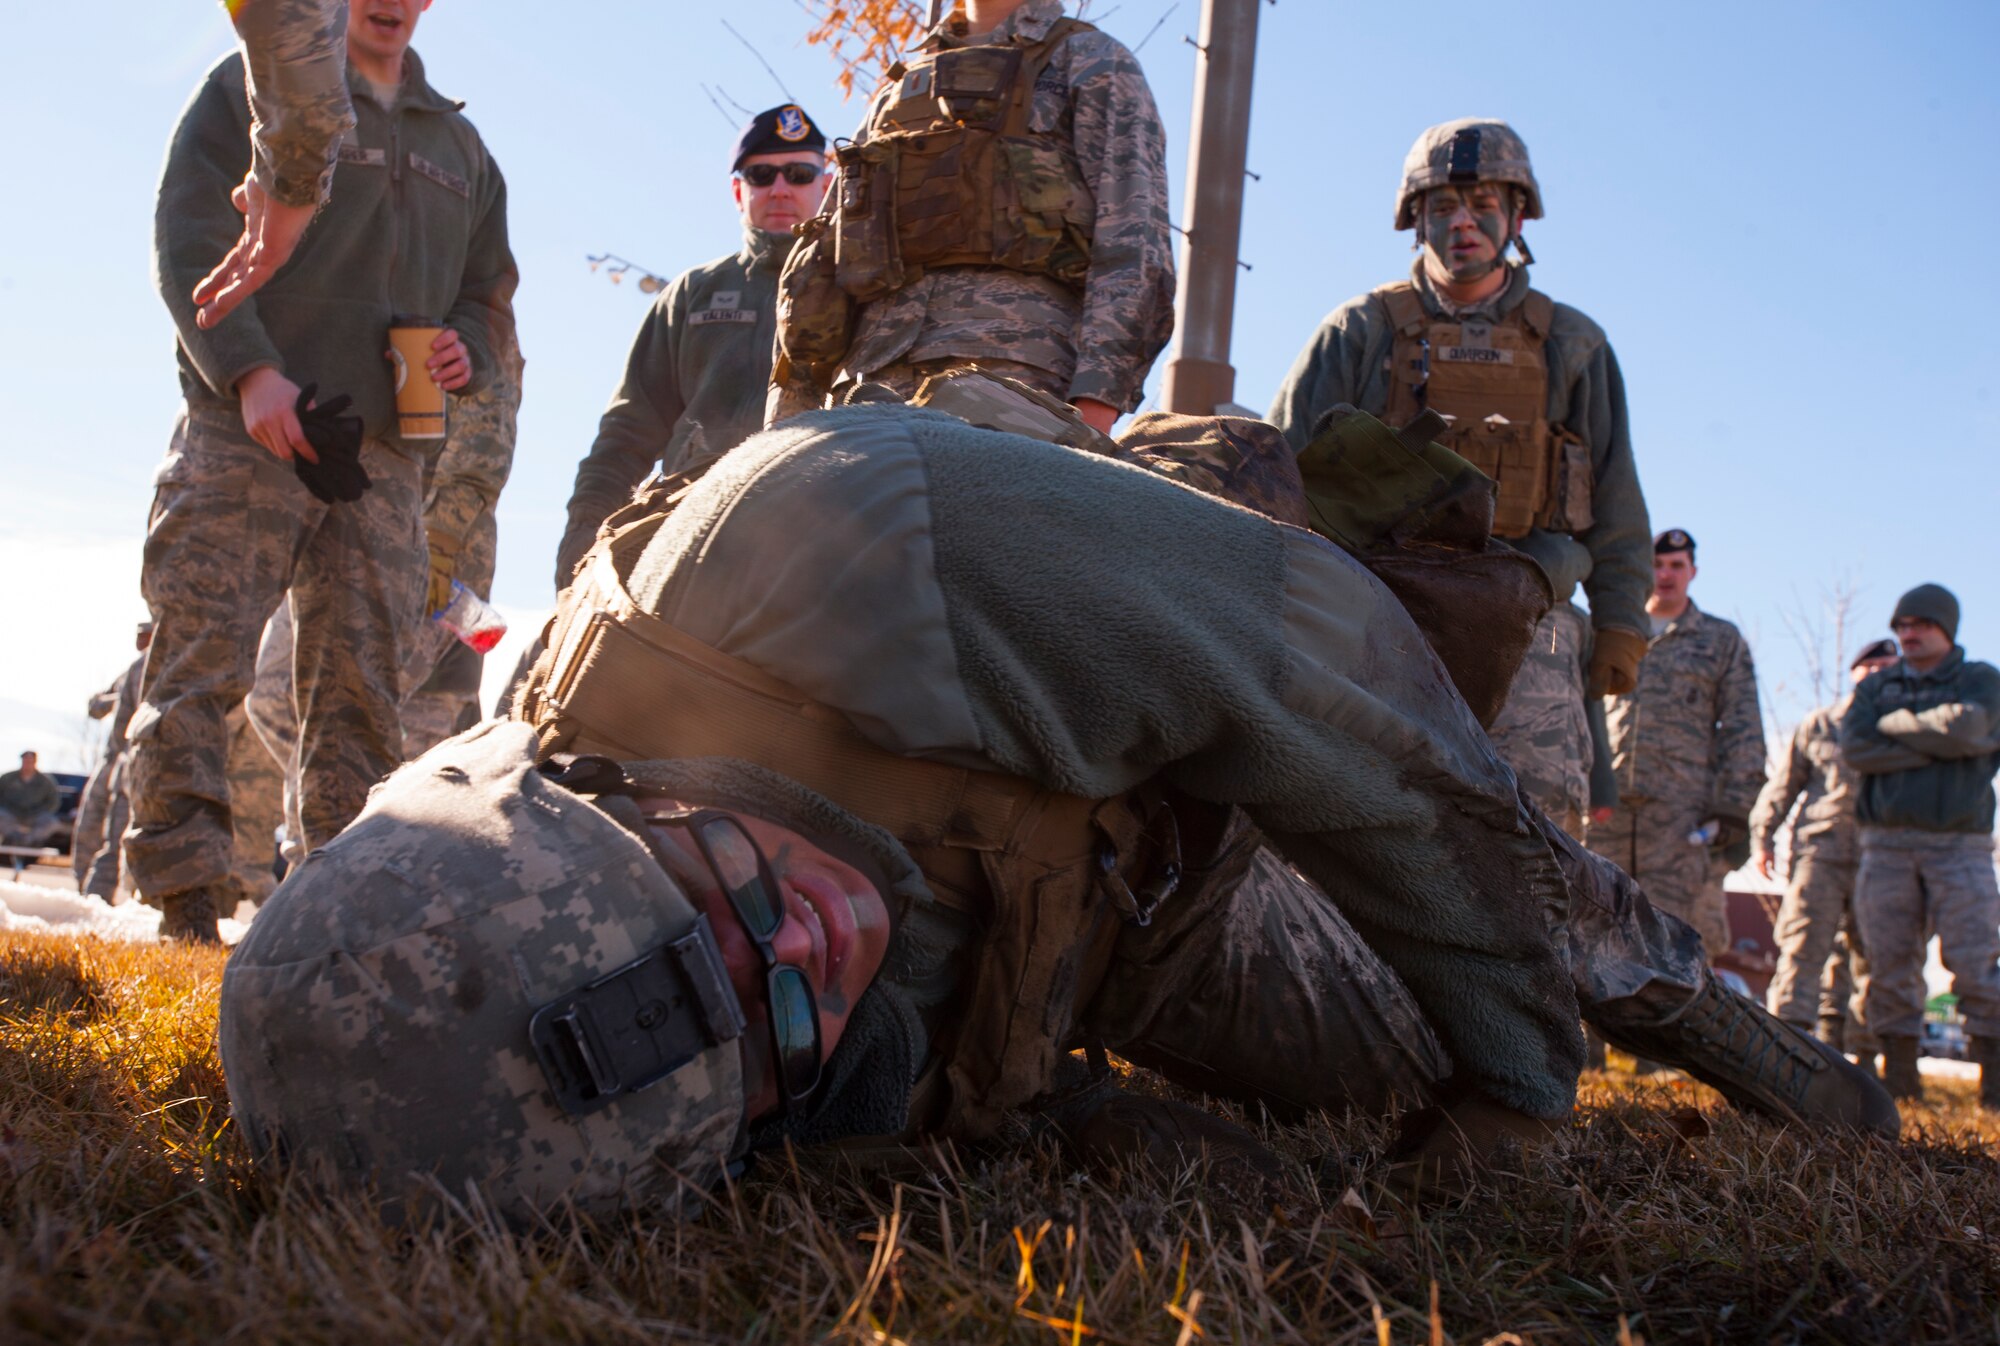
[218,719,750,1221]
[1394,118,1544,231]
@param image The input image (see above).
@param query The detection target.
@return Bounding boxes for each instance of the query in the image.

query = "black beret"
[1653,528,1695,556]
[732,105,826,171]
[1850,638,1899,668]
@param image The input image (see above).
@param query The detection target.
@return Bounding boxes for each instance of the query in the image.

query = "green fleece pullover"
[1839,648,2000,834]
[1266,264,1652,639]
[556,227,789,585]
[155,50,517,448]
[629,406,1583,1120]
[0,771,59,820]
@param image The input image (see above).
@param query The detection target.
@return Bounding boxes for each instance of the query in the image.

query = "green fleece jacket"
[0,770,59,820]
[1839,648,2000,834]
[155,51,517,447]
[556,227,789,586]
[1266,263,1653,638]
[629,406,1583,1120]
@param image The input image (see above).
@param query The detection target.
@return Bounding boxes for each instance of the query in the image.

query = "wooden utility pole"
[1160,0,1260,415]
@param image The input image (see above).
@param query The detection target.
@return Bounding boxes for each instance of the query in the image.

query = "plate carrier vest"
[1375,281,1594,540]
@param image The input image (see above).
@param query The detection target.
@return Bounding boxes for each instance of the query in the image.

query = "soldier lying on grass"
[218,400,1893,1220]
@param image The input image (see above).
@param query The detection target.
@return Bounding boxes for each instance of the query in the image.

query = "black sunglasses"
[647,809,823,1112]
[738,162,823,188]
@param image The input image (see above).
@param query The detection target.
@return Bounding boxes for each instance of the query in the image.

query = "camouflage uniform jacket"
[1751,698,1860,866]
[1265,262,1653,639]
[836,0,1174,411]
[1839,648,2000,835]
[1603,601,1766,817]
[560,229,788,581]
[229,0,355,207]
[156,50,518,447]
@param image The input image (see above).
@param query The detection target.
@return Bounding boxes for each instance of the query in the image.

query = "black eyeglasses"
[738,162,823,188]
[646,809,823,1112]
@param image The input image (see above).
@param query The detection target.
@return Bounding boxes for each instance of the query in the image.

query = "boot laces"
[1677,982,1823,1108]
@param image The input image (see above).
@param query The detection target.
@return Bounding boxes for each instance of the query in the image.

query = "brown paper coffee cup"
[387,319,447,440]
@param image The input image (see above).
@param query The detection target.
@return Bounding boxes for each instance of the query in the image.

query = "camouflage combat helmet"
[1394,118,1544,231]
[218,719,749,1221]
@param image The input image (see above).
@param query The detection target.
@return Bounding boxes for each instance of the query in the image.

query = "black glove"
[291,383,371,504]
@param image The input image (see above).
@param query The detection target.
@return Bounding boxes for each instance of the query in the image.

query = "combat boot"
[1816,1016,1846,1052]
[1879,1036,1922,1102]
[1973,1037,2000,1110]
[1380,1086,1568,1203]
[1598,972,1900,1136]
[159,888,222,945]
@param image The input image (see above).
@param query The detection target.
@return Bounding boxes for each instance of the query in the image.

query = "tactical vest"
[830,19,1098,302]
[1375,282,1594,540]
[518,503,1206,1140]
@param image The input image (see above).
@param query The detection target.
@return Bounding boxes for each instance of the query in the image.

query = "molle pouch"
[932,46,1022,128]
[1538,425,1595,535]
[1449,414,1549,540]
[776,215,856,383]
[832,141,902,302]
[895,127,995,270]
[993,139,1096,285]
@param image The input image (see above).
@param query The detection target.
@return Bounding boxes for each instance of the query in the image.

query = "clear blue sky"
[2,0,1996,773]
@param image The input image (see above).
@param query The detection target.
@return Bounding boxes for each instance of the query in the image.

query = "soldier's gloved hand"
[291,384,371,504]
[1587,627,1648,697]
[426,526,463,617]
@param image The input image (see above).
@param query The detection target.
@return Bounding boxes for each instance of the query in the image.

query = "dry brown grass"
[2,928,1997,1344]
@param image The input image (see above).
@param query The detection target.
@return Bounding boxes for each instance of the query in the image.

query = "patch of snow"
[1919,1056,1979,1081]
[0,878,248,945]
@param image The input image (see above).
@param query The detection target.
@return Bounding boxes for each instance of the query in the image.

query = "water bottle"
[1686,820,1720,846]
[432,580,508,654]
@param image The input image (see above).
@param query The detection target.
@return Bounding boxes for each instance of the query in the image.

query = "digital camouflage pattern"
[73,654,147,890]
[224,702,285,909]
[1393,118,1544,231]
[1487,602,1593,828]
[228,0,354,207]
[1753,699,1872,1027]
[219,720,746,1220]
[1589,602,1765,954]
[246,354,520,854]
[776,0,1173,417]
[404,337,521,748]
[1853,827,2000,1038]
[125,409,426,901]
[1602,601,1767,816]
[906,367,1121,456]
[560,230,787,587]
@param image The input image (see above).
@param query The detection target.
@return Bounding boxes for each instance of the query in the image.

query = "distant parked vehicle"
[45,771,88,858]
[1922,1019,1969,1061]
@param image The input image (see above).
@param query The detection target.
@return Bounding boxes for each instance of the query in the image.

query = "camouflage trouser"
[81,757,132,900]
[0,808,58,849]
[833,356,1068,406]
[1487,602,1591,825]
[1766,847,1874,1030]
[1854,827,2000,1038]
[225,703,285,908]
[1085,812,1710,1119]
[247,478,499,835]
[71,757,116,885]
[125,407,425,900]
[1586,797,1729,956]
